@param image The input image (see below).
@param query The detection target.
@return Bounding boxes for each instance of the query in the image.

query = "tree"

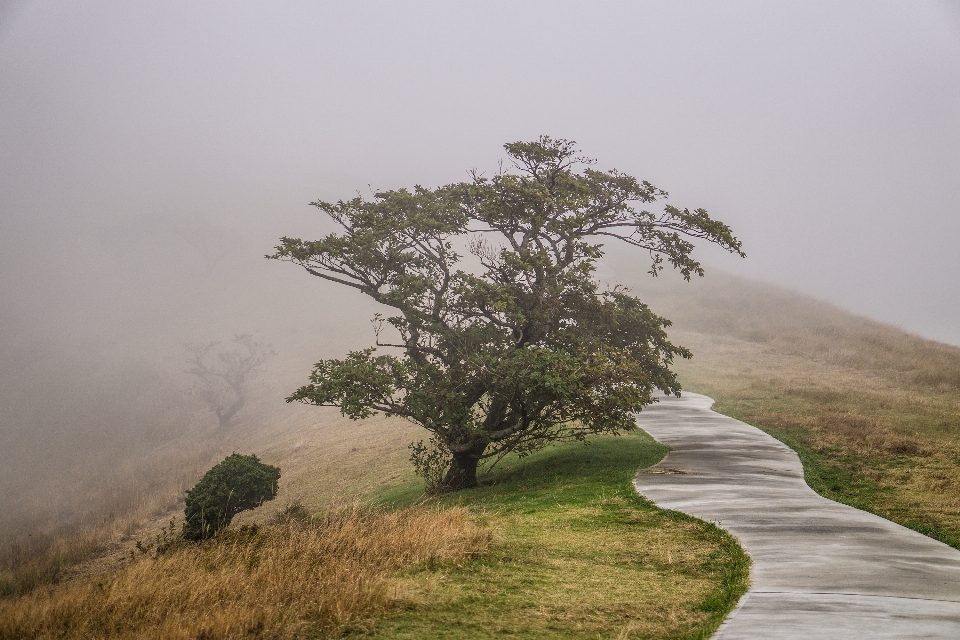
[185,334,274,428]
[183,453,280,540]
[269,137,744,491]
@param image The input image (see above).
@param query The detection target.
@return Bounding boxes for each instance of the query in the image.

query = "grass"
[367,431,749,640]
[0,408,421,600]
[0,431,749,640]
[0,445,229,599]
[0,503,491,639]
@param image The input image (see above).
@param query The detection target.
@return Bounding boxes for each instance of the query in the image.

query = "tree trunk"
[441,444,486,491]
[217,395,245,428]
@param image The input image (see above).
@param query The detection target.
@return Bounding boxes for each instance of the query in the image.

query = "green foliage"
[270,136,743,490]
[183,454,280,541]
[408,436,452,493]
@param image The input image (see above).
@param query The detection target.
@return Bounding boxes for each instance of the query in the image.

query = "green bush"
[183,454,280,541]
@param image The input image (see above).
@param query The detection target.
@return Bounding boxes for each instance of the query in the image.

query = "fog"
[1,2,959,538]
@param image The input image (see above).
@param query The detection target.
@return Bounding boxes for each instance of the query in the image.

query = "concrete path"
[633,392,960,639]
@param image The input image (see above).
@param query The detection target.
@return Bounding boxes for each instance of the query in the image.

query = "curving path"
[633,392,960,639]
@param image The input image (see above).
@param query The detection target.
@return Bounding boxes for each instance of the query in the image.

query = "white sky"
[2,1,959,345]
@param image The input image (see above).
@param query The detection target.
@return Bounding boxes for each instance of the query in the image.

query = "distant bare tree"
[185,335,274,428]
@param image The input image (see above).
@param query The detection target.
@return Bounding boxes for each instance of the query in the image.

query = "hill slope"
[3,264,959,636]
[619,268,960,548]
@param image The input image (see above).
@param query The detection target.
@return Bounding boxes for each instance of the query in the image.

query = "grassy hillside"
[5,263,959,638]
[0,430,748,639]
[0,283,750,638]
[367,433,747,639]
[623,269,960,549]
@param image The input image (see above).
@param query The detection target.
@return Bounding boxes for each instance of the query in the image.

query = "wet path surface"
[633,393,960,639]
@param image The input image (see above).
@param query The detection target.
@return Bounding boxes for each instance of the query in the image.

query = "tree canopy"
[269,137,743,491]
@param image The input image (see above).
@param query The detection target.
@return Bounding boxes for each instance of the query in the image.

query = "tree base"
[439,448,484,491]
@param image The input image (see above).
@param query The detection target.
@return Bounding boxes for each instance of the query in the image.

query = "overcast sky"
[2,1,959,346]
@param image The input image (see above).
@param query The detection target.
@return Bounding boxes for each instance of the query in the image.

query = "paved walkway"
[633,392,960,639]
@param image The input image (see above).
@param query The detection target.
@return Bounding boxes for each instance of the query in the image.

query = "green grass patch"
[365,431,749,640]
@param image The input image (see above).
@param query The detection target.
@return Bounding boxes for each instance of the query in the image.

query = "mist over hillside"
[605,250,960,394]
[3,209,958,551]
[0,212,381,542]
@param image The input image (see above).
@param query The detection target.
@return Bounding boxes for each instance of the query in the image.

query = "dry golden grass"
[0,503,491,640]
[230,409,421,521]
[0,421,746,640]
[0,400,419,598]
[0,443,231,598]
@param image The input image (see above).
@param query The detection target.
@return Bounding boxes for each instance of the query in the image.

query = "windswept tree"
[185,334,274,428]
[270,137,743,491]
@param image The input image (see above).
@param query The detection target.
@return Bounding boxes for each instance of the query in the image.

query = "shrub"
[183,454,280,541]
